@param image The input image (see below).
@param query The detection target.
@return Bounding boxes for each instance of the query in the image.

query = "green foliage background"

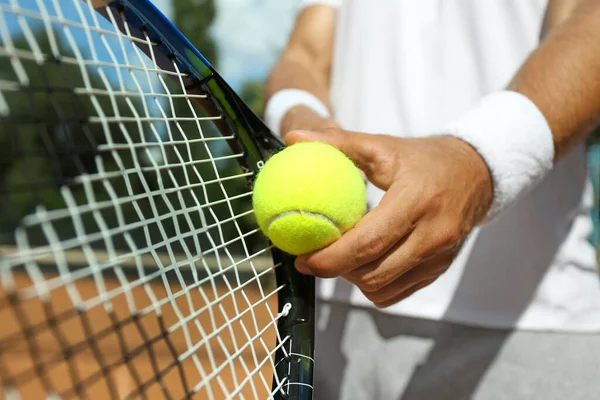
[173,0,267,119]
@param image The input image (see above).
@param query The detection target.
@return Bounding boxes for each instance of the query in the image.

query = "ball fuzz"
[252,142,366,255]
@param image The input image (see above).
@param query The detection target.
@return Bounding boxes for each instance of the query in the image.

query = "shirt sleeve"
[299,0,341,9]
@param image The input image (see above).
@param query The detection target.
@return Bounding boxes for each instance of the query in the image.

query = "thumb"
[285,128,378,173]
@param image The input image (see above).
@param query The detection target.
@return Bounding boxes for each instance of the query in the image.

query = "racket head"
[0,0,315,398]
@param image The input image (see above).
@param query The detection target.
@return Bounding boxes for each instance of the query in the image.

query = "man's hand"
[286,129,494,307]
[280,105,339,138]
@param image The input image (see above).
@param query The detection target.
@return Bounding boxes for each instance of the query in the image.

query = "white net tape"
[0,0,286,398]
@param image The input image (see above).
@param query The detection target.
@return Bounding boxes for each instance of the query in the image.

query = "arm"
[265,5,337,137]
[443,0,600,218]
[286,0,600,307]
[511,0,600,159]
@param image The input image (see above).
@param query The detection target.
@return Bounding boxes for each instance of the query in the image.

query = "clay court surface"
[0,265,279,399]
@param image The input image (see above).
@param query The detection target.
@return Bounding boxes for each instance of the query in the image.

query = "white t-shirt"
[301,0,600,332]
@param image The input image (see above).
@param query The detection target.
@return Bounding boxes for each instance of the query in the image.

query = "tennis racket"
[0,0,314,399]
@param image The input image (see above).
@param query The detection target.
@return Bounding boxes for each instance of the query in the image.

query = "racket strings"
[0,252,279,351]
[0,0,285,399]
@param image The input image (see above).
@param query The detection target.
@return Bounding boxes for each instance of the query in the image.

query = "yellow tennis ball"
[252,142,366,255]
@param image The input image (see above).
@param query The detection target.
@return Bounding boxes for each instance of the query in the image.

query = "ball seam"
[265,211,343,234]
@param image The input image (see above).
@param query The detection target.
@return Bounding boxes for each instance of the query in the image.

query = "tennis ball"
[252,142,366,255]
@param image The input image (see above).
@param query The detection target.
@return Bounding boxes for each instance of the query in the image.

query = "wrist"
[281,105,338,136]
[443,90,555,220]
[264,89,331,136]
[444,136,494,224]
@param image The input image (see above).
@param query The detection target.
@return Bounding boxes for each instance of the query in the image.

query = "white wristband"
[444,91,555,219]
[264,89,331,136]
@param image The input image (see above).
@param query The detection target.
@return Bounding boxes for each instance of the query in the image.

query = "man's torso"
[317,0,600,332]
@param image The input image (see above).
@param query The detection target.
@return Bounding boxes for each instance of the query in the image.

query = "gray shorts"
[314,301,600,400]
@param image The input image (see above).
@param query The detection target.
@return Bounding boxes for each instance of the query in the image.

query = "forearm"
[266,53,331,108]
[509,0,600,159]
[444,1,600,218]
[267,56,336,134]
[265,6,337,135]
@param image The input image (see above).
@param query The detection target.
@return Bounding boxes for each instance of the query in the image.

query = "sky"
[5,0,300,143]
[211,0,301,89]
[154,0,301,90]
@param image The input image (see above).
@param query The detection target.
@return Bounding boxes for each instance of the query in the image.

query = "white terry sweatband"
[264,89,331,136]
[300,0,342,8]
[444,90,555,219]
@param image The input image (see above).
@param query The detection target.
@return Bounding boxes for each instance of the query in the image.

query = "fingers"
[374,279,436,308]
[285,128,381,175]
[341,224,453,292]
[294,192,416,278]
[356,253,453,307]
